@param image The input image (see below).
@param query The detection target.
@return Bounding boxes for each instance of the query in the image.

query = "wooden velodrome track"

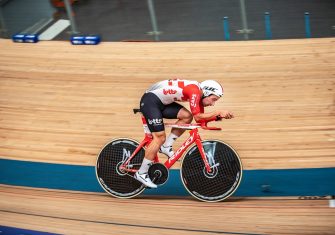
[0,38,334,234]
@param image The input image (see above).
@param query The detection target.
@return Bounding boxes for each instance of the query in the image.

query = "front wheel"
[96,138,146,199]
[180,140,242,202]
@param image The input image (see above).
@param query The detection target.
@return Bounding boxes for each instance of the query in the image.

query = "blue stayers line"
[0,159,334,196]
[0,225,60,235]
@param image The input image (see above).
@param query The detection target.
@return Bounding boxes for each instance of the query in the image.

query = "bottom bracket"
[148,163,169,185]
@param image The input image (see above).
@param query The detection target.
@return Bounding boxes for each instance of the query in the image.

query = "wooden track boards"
[0,38,334,169]
[0,185,334,235]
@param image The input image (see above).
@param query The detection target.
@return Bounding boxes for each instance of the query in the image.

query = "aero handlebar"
[198,116,222,131]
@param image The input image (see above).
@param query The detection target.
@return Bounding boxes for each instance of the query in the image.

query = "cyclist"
[134,79,234,188]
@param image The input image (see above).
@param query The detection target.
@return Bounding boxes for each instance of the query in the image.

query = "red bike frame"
[120,113,221,174]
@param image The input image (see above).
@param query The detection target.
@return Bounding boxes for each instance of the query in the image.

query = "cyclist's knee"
[178,108,193,123]
[152,131,166,145]
[185,112,193,123]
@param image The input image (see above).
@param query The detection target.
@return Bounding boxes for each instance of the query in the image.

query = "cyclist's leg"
[173,107,193,136]
[135,93,166,188]
[142,131,166,162]
[135,131,166,188]
[160,103,193,157]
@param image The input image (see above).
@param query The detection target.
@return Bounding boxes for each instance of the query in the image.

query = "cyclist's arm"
[194,110,234,122]
[193,111,220,122]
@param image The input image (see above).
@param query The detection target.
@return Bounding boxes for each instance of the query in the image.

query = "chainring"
[148,163,169,185]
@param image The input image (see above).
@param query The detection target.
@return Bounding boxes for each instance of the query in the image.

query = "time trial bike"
[96,108,242,202]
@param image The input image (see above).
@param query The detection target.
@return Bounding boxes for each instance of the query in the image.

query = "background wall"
[0,0,334,41]
[59,0,335,41]
[0,0,54,37]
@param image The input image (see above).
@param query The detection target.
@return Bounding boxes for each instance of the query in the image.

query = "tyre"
[181,140,242,202]
[96,138,146,198]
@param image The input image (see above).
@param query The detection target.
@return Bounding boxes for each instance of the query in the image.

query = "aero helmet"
[200,80,224,98]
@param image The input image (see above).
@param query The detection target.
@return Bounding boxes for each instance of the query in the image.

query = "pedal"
[148,163,169,185]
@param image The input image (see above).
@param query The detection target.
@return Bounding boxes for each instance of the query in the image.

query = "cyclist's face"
[202,95,220,107]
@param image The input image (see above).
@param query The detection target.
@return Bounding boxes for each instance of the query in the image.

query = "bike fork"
[195,139,214,173]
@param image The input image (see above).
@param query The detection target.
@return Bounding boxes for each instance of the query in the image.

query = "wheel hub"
[203,166,218,179]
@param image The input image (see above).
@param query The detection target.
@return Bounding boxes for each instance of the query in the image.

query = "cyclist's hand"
[218,110,234,119]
